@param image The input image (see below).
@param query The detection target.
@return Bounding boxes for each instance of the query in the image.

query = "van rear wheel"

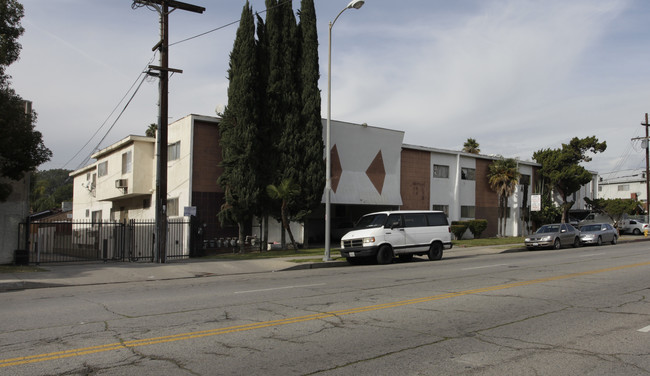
[427,242,443,261]
[376,245,393,265]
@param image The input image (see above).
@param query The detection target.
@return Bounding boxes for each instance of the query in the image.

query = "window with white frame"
[618,184,630,191]
[168,141,180,161]
[432,204,449,216]
[461,205,475,218]
[122,150,132,174]
[98,161,108,177]
[433,164,449,179]
[461,167,475,180]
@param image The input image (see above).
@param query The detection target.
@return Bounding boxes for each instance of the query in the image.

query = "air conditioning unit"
[115,179,128,189]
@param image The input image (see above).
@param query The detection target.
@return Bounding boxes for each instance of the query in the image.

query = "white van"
[339,210,452,265]
[578,212,614,227]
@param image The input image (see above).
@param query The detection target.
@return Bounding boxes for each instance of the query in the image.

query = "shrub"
[468,219,488,239]
[451,221,469,240]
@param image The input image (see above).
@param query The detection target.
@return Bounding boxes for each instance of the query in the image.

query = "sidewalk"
[1,236,647,292]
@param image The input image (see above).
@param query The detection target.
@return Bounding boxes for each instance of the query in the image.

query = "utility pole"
[133,0,204,263]
[642,114,650,224]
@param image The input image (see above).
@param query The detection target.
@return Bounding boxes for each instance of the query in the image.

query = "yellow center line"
[3,260,649,368]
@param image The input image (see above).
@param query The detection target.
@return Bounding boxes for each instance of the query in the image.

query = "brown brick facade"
[190,119,236,240]
[400,148,431,210]
[475,159,499,237]
[192,120,223,193]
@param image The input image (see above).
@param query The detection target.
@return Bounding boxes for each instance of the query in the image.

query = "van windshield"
[355,214,388,229]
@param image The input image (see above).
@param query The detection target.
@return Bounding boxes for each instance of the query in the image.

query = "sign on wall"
[531,195,541,212]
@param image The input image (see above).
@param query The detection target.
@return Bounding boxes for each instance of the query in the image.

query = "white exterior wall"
[71,165,113,221]
[70,136,155,222]
[599,181,646,200]
[324,120,403,206]
[458,156,477,221]
[430,152,458,218]
[511,164,534,236]
[429,152,476,223]
[167,116,193,216]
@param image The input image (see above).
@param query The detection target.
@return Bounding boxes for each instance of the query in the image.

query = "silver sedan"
[525,223,580,250]
[579,223,617,246]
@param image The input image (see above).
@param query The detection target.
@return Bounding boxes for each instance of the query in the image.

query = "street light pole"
[324,0,365,261]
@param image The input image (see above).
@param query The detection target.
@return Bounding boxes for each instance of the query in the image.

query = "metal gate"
[17,218,196,264]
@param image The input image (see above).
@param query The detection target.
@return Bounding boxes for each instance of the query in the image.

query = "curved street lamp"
[324,0,365,261]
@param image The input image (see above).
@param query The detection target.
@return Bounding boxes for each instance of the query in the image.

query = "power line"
[169,0,294,47]
[63,54,158,170]
[66,0,294,171]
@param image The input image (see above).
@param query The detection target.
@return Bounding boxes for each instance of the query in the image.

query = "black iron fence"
[17,218,197,264]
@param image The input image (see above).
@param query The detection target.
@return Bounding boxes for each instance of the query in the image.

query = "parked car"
[579,223,617,246]
[340,210,452,264]
[525,223,580,250]
[619,219,649,235]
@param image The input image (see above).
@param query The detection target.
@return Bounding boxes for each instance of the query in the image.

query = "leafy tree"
[463,138,480,154]
[584,197,640,226]
[533,136,606,223]
[0,0,24,75]
[218,1,262,251]
[145,123,156,138]
[266,179,300,251]
[0,0,51,201]
[488,157,520,236]
[30,169,72,212]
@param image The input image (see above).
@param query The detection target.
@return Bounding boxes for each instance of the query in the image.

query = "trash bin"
[14,249,29,265]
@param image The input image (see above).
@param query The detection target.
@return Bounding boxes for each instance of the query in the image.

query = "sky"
[8,0,650,175]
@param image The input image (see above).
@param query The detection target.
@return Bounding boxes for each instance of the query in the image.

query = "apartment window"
[432,204,449,216]
[433,164,449,179]
[98,161,108,177]
[168,141,180,161]
[598,185,602,192]
[122,150,132,174]
[461,205,475,218]
[143,198,151,209]
[461,167,475,180]
[167,198,179,217]
[618,184,630,191]
[520,174,530,185]
[91,210,102,223]
[85,209,90,218]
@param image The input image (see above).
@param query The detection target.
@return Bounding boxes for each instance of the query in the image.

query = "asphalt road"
[2,241,650,375]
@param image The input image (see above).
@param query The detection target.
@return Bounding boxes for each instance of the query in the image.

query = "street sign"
[531,195,541,211]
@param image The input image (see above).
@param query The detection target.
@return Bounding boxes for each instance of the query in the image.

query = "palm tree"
[266,178,301,251]
[145,123,157,138]
[463,138,480,154]
[488,157,520,236]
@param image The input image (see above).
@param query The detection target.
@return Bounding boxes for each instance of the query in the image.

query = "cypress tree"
[218,1,261,250]
[293,0,325,222]
[264,0,302,248]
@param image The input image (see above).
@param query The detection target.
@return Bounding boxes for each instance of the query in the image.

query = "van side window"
[426,213,448,226]
[404,214,427,228]
[386,214,402,228]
